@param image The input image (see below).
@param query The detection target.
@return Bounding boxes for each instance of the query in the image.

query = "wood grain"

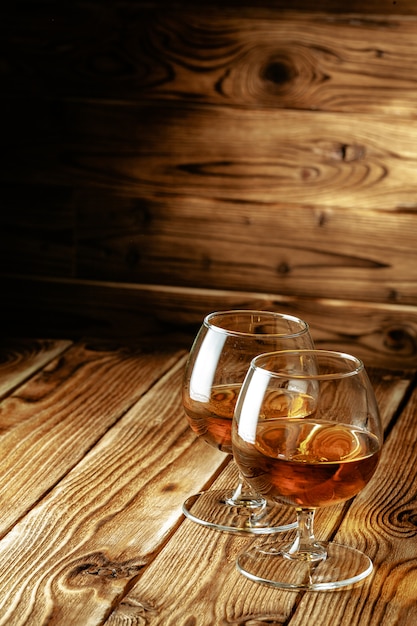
[5,103,417,210]
[3,102,417,311]
[77,192,417,304]
[0,340,185,537]
[0,352,227,625]
[0,339,71,399]
[3,179,417,307]
[3,7,417,112]
[3,276,417,369]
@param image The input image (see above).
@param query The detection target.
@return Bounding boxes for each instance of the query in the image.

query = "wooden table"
[0,337,416,625]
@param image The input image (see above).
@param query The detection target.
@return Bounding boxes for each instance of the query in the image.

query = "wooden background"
[2,0,417,368]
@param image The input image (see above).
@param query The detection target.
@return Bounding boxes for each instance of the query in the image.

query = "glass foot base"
[237,541,373,589]
[182,490,297,534]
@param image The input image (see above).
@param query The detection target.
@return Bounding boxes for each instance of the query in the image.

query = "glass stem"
[284,508,327,562]
[227,468,266,509]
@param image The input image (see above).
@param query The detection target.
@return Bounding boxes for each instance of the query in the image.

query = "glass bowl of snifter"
[182,310,315,534]
[232,348,382,590]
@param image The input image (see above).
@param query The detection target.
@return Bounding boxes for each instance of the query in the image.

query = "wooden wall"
[2,1,417,368]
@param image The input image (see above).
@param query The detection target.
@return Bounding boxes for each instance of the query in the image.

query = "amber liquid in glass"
[184,384,240,454]
[234,411,380,508]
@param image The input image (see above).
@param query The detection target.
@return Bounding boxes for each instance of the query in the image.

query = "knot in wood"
[383,326,417,355]
[67,553,145,588]
[262,60,294,86]
[277,261,291,275]
[314,141,365,162]
[339,143,365,162]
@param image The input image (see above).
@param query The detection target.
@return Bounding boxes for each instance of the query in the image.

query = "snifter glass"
[232,349,383,588]
[182,310,314,533]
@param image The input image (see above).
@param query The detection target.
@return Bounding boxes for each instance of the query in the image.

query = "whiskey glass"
[232,349,383,588]
[182,310,314,533]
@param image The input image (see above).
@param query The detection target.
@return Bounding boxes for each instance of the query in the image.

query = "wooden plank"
[0,340,185,538]
[2,277,417,369]
[3,184,417,307]
[0,354,226,625]
[115,11,417,114]
[106,368,413,625]
[76,193,417,305]
[2,7,417,112]
[3,103,417,212]
[0,339,72,399]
